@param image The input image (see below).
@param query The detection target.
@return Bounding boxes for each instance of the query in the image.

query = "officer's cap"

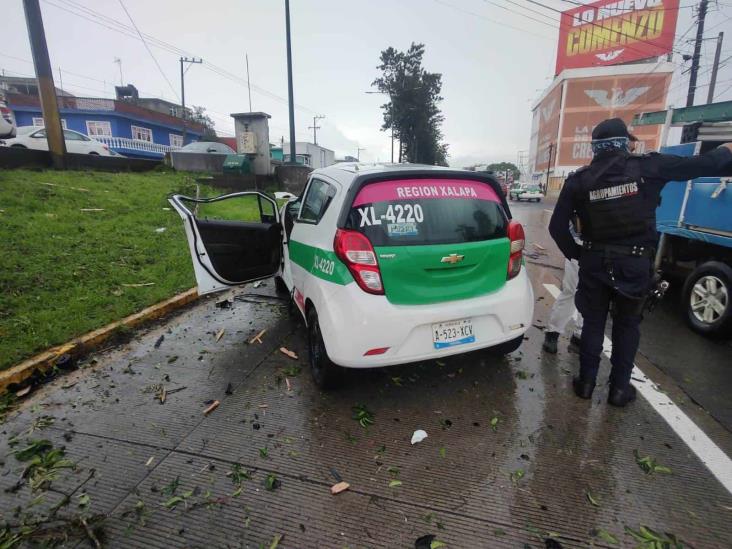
[592,118,638,142]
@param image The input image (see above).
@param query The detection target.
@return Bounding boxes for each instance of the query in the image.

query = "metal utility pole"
[284,0,297,164]
[23,0,66,168]
[687,0,708,107]
[545,143,554,193]
[357,147,366,161]
[114,57,123,85]
[179,56,202,145]
[245,53,253,112]
[309,114,325,144]
[707,32,724,104]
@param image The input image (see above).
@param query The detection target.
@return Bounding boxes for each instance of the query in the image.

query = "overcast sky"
[3,0,731,166]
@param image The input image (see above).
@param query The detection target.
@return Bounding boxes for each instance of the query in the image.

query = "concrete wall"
[170,152,227,173]
[275,164,312,195]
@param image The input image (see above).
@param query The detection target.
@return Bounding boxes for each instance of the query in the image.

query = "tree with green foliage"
[189,105,217,139]
[484,162,520,179]
[372,43,448,166]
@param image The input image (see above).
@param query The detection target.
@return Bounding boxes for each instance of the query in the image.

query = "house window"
[169,133,183,148]
[86,120,112,137]
[32,117,66,129]
[131,125,153,142]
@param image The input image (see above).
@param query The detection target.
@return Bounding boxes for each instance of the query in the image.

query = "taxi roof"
[313,162,458,187]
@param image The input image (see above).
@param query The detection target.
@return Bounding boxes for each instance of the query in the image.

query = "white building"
[283,142,335,169]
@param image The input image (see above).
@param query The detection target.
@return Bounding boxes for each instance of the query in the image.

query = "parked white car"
[171,164,534,388]
[0,126,112,155]
[0,97,16,139]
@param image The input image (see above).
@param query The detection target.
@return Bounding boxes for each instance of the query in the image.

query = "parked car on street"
[179,141,235,154]
[509,185,544,202]
[0,96,16,139]
[171,164,534,388]
[0,126,112,155]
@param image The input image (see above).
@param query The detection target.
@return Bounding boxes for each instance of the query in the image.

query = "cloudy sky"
[3,0,731,166]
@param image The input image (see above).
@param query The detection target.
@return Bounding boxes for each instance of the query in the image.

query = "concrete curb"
[0,288,199,394]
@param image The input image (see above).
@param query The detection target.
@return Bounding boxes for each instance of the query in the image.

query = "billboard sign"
[534,84,563,172]
[555,0,680,74]
[557,71,671,166]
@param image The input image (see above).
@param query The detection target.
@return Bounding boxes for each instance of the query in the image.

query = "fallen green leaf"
[269,533,283,549]
[77,493,90,508]
[430,541,447,549]
[634,450,672,475]
[586,491,600,507]
[352,404,374,428]
[439,446,446,458]
[259,447,269,458]
[510,469,525,483]
[388,480,402,488]
[490,416,499,432]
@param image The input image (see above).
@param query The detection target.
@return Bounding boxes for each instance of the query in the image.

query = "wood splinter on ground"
[330,481,350,495]
[215,328,225,342]
[248,329,266,344]
[203,400,220,415]
[280,347,298,360]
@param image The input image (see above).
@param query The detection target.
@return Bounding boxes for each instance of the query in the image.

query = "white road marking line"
[543,282,732,494]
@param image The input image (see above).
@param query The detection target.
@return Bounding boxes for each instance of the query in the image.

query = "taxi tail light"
[507,220,525,280]
[334,228,384,295]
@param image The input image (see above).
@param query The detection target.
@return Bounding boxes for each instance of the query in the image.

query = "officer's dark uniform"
[549,118,732,406]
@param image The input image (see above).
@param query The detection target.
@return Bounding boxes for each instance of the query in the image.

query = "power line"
[431,0,555,41]
[116,0,179,101]
[42,0,318,114]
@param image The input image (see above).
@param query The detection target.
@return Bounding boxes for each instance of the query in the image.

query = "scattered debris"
[215,298,233,309]
[439,447,446,458]
[510,469,525,483]
[248,329,267,344]
[253,280,264,289]
[490,416,500,432]
[439,418,452,430]
[264,473,281,491]
[279,347,298,360]
[155,227,167,233]
[330,481,350,495]
[225,383,234,395]
[215,329,226,342]
[285,378,292,392]
[586,491,600,507]
[388,479,403,488]
[16,386,32,398]
[414,535,446,549]
[154,334,165,348]
[352,404,375,428]
[592,528,619,545]
[145,456,155,467]
[121,283,155,288]
[411,429,428,444]
[203,400,220,416]
[625,525,683,548]
[268,534,283,549]
[545,538,564,548]
[80,208,105,212]
[634,450,672,475]
[259,447,269,458]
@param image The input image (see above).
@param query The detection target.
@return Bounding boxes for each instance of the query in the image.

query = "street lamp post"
[284,0,297,165]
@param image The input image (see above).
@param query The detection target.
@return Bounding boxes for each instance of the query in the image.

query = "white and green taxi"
[170,164,534,387]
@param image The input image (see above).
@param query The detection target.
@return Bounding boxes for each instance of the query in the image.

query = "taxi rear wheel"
[307,308,342,389]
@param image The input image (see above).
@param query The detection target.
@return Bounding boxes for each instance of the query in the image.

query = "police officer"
[549,118,732,407]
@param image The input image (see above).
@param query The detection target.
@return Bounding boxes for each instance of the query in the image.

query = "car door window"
[299,179,335,224]
[32,130,46,138]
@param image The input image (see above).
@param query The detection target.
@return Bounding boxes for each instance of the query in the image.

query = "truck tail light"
[333,229,384,295]
[507,220,525,280]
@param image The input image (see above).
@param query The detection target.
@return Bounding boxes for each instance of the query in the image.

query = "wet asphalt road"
[0,201,730,548]
[511,200,732,433]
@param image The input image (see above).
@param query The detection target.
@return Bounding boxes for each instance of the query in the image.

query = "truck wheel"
[682,261,732,338]
[487,335,524,355]
[307,308,342,389]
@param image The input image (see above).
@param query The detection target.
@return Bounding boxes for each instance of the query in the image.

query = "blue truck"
[654,137,732,337]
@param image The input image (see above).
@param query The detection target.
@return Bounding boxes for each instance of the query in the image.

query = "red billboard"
[555,0,679,75]
[557,71,671,166]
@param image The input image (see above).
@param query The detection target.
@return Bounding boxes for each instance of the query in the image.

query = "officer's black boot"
[608,384,637,407]
[542,331,559,354]
[572,376,595,399]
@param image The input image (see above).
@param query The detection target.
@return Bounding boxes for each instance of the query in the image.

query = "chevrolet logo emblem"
[441,253,465,264]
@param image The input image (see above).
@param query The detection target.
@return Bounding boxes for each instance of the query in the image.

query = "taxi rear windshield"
[345,178,507,246]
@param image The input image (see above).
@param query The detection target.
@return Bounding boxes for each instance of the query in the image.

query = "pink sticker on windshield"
[352,179,500,207]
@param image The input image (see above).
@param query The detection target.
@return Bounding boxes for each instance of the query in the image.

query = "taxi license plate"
[432,319,475,349]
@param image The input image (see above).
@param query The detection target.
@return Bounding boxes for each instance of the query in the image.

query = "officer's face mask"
[591,137,630,156]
